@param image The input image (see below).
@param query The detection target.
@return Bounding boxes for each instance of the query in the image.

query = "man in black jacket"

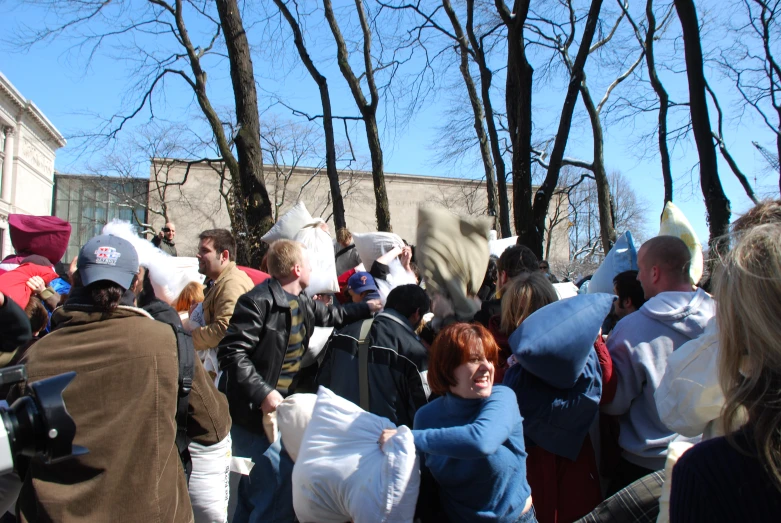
[317,284,431,428]
[217,239,378,523]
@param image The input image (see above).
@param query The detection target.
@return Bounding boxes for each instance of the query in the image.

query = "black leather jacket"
[217,278,371,433]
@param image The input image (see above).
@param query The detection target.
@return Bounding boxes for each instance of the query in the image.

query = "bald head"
[636,235,692,299]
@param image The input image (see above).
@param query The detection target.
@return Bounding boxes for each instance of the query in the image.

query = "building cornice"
[150,157,486,187]
[0,71,67,149]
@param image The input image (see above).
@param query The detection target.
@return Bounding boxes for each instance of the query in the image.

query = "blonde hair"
[174,281,205,313]
[500,272,558,334]
[715,223,781,490]
[336,228,352,245]
[267,240,305,280]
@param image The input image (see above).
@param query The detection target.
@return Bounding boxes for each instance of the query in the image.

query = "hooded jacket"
[316,309,430,428]
[602,288,715,470]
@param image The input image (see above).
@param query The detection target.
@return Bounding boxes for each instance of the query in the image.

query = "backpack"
[171,323,195,478]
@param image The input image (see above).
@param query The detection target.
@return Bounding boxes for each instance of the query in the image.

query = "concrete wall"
[0,72,66,259]
[149,160,570,263]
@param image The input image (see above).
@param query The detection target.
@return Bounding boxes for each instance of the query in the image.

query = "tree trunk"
[646,0,674,203]
[364,115,392,231]
[496,0,534,246]
[530,0,604,259]
[468,0,511,237]
[323,0,392,232]
[674,0,731,254]
[215,0,274,266]
[580,80,616,254]
[442,0,498,225]
[273,0,347,229]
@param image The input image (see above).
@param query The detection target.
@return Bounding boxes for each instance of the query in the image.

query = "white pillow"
[659,201,704,284]
[277,394,318,462]
[588,231,638,294]
[352,232,405,269]
[489,236,518,257]
[294,226,339,296]
[292,387,420,523]
[262,202,314,243]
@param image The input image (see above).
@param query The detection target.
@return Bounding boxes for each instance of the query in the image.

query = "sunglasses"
[162,228,175,233]
[540,265,549,270]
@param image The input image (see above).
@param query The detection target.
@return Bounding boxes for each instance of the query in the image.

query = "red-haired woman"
[380,323,536,523]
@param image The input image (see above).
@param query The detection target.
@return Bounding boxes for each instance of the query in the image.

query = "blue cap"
[347,271,378,294]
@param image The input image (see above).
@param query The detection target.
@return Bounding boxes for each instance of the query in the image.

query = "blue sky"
[1,0,777,247]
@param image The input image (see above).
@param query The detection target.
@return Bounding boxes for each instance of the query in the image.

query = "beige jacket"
[192,262,254,351]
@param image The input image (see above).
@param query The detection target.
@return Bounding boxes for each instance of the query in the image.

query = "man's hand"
[26,276,47,294]
[378,428,398,451]
[68,256,78,283]
[366,299,382,313]
[260,390,284,415]
[0,291,5,307]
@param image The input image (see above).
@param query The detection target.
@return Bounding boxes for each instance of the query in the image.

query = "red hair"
[427,323,500,396]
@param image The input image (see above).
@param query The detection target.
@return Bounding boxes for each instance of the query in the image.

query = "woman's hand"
[26,276,47,294]
[378,428,398,451]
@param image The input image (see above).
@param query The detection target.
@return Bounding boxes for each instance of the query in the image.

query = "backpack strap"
[357,318,374,411]
[335,244,357,260]
[172,324,194,477]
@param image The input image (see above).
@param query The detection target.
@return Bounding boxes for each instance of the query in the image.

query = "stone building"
[149,159,570,262]
[0,72,66,259]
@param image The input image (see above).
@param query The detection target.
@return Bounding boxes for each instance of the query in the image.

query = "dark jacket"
[473,298,501,327]
[217,278,371,433]
[152,236,178,256]
[0,294,31,354]
[16,289,230,523]
[316,309,430,428]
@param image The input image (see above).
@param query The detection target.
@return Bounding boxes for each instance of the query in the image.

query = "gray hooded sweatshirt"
[602,288,715,470]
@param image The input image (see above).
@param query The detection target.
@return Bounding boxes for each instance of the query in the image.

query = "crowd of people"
[0,199,780,523]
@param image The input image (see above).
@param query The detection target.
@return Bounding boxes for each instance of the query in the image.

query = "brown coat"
[192,262,254,351]
[16,305,231,523]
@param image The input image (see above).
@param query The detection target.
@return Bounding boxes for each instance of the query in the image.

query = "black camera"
[0,366,87,474]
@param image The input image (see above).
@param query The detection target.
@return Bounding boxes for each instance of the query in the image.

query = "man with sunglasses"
[152,222,178,257]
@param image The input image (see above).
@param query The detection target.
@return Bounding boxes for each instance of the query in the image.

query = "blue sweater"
[412,385,531,523]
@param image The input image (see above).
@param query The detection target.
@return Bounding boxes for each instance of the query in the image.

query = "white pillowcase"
[292,387,420,523]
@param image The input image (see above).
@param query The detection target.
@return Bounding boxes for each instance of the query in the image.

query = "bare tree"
[12,0,274,266]
[720,0,781,193]
[675,0,732,255]
[528,0,641,254]
[260,119,328,221]
[554,168,648,280]
[322,0,393,232]
[620,0,676,203]
[522,0,605,259]
[271,0,348,229]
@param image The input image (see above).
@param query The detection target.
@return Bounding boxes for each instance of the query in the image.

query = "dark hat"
[347,271,378,295]
[77,235,139,289]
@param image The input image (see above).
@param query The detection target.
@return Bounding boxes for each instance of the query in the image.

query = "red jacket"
[0,263,57,309]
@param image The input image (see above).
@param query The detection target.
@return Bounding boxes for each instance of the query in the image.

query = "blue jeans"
[516,506,538,523]
[230,424,295,523]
